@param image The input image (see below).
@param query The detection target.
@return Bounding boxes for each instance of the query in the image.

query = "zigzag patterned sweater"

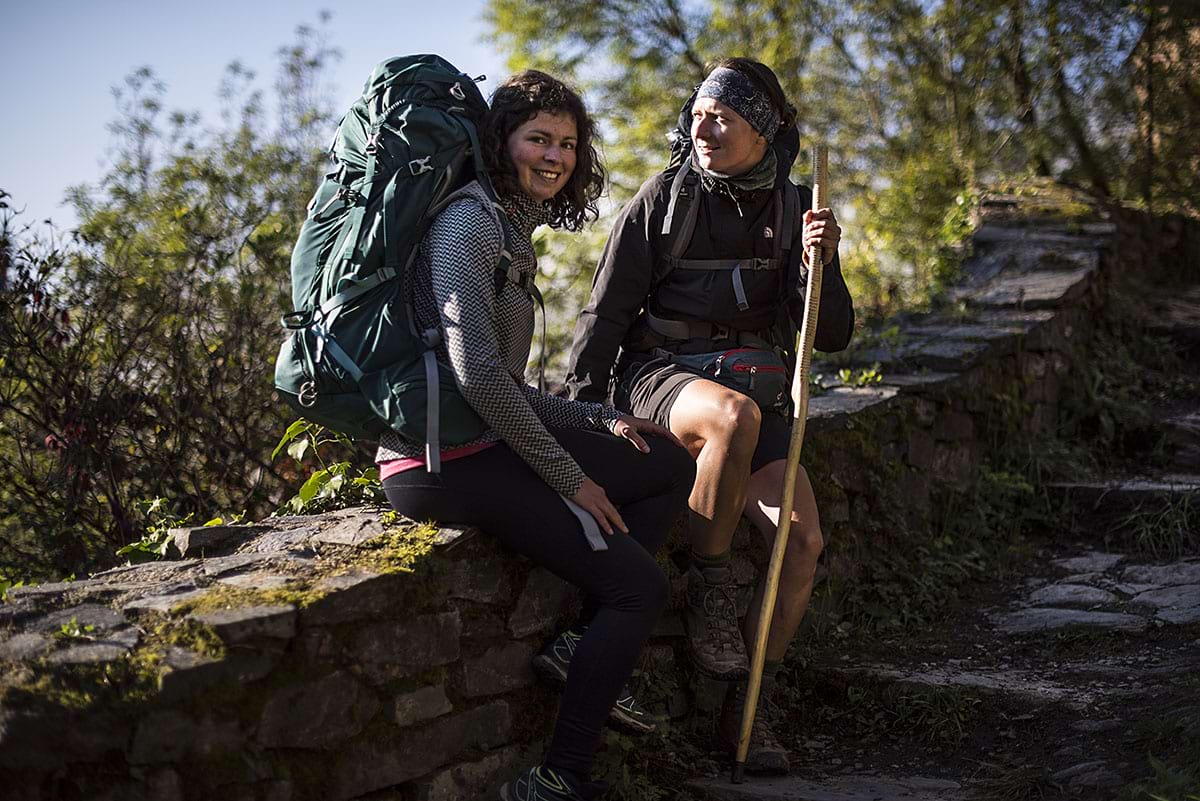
[376,182,621,497]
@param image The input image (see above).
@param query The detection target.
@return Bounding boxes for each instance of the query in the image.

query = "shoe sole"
[531,653,569,685]
[717,734,790,775]
[609,701,658,736]
[532,654,658,736]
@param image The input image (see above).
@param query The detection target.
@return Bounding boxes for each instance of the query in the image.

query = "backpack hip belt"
[643,309,772,350]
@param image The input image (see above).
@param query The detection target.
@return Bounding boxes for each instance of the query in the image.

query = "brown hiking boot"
[684,564,750,680]
[717,679,790,775]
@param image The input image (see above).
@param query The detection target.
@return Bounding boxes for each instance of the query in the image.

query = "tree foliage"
[486,0,1199,325]
[0,21,341,583]
[1,5,1195,584]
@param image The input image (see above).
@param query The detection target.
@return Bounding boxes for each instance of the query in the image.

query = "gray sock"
[691,548,732,569]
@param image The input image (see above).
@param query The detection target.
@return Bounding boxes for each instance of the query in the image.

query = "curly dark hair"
[480,70,605,231]
[707,57,799,139]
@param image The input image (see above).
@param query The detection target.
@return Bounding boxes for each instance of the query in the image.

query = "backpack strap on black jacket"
[660,158,702,275]
[646,174,804,342]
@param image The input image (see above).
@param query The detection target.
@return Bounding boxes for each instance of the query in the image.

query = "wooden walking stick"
[732,144,828,784]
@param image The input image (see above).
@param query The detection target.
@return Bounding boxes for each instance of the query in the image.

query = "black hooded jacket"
[564,118,855,404]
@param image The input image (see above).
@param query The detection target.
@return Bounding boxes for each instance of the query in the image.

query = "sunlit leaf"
[287,438,310,462]
[273,419,312,460]
[298,469,328,504]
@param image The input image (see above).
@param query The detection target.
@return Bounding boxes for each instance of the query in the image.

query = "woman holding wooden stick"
[563,58,854,774]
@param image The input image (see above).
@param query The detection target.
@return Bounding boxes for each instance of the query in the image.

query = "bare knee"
[709,393,761,451]
[670,382,762,459]
[766,526,822,598]
[753,463,825,569]
[787,521,825,566]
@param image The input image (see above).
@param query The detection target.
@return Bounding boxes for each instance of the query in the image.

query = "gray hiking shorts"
[614,358,791,474]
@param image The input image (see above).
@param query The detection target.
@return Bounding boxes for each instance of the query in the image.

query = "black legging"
[383,427,695,779]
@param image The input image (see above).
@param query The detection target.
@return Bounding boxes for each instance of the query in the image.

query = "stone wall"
[1,185,1196,800]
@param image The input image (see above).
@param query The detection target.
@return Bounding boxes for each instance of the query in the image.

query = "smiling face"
[690,96,769,176]
[505,111,578,203]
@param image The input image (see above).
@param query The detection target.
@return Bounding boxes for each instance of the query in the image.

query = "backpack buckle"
[281,310,312,330]
[298,381,318,407]
[449,81,466,100]
[409,156,434,176]
[365,130,381,155]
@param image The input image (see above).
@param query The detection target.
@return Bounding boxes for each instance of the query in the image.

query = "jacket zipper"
[729,363,784,373]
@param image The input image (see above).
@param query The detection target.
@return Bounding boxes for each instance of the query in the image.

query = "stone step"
[1048,474,1200,528]
[1162,406,1200,470]
[948,265,1095,312]
[1146,284,1200,361]
[990,554,1200,628]
[687,773,967,801]
[680,552,1200,800]
[988,605,1152,634]
[800,654,1149,714]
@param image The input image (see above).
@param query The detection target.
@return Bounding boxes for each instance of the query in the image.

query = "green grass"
[1120,495,1200,560]
[1118,703,1200,801]
[971,760,1062,801]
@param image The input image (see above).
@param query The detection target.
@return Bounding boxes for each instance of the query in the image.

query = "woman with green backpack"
[376,70,694,801]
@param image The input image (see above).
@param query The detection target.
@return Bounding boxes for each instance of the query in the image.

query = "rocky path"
[688,285,1200,800]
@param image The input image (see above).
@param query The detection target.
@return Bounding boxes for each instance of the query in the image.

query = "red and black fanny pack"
[667,347,789,411]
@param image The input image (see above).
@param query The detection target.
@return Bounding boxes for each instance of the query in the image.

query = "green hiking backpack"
[274,54,518,471]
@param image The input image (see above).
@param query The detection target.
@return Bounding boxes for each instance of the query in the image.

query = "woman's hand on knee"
[610,414,685,453]
[572,477,629,536]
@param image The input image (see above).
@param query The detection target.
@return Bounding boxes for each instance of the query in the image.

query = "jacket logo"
[763,226,774,239]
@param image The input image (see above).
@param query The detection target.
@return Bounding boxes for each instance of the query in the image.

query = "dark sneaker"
[610,686,661,735]
[531,627,583,685]
[684,564,750,680]
[717,680,790,775]
[532,628,661,735]
[499,765,585,801]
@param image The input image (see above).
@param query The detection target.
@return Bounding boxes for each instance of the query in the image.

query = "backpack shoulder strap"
[484,200,549,392]
[426,179,514,289]
[655,161,702,292]
[780,180,801,253]
[444,178,547,390]
[661,159,702,258]
[661,157,692,237]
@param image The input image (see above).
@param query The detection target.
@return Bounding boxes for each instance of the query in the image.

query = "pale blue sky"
[0,1,505,228]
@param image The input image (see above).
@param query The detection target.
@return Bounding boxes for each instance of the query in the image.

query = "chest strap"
[658,157,799,314]
[662,255,783,312]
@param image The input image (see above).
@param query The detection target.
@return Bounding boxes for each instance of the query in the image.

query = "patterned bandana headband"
[696,67,782,142]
